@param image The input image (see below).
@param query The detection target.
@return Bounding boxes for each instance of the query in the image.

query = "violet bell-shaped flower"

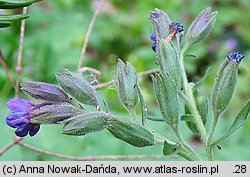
[6,98,40,137]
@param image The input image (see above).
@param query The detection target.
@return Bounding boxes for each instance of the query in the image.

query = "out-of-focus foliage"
[0,0,249,160]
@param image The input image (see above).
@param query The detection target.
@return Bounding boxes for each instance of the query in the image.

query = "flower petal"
[6,112,30,128]
[29,124,40,137]
[7,98,33,113]
[15,124,29,137]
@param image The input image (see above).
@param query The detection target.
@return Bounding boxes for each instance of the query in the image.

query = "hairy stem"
[179,50,208,151]
[174,128,201,160]
[206,114,219,160]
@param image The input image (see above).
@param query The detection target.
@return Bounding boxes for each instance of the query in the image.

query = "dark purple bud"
[169,22,184,35]
[21,81,71,103]
[152,42,157,52]
[227,51,244,64]
[6,98,40,137]
[150,32,156,41]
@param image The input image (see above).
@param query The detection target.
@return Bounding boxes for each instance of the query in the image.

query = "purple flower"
[150,33,157,52]
[150,22,184,52]
[169,22,184,35]
[6,98,40,137]
[227,51,244,64]
[225,38,237,51]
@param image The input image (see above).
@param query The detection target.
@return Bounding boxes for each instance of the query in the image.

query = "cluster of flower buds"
[150,21,184,52]
[227,51,244,64]
[6,69,98,137]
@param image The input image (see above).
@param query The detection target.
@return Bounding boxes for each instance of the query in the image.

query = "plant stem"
[153,133,196,161]
[179,50,208,147]
[128,108,139,124]
[174,128,202,160]
[206,114,219,160]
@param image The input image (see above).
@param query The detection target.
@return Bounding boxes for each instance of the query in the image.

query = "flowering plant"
[4,7,250,161]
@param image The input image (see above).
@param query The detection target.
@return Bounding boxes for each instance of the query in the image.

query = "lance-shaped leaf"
[156,39,182,87]
[0,14,29,21]
[21,81,71,103]
[55,69,98,107]
[117,59,138,111]
[61,112,111,136]
[108,119,155,147]
[0,0,41,9]
[186,7,217,47]
[30,103,84,124]
[212,99,250,146]
[152,73,180,130]
[193,67,210,89]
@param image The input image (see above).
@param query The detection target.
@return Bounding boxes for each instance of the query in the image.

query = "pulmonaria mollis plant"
[5,7,250,161]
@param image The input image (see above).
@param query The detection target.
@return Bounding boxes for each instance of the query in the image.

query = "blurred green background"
[0,0,250,160]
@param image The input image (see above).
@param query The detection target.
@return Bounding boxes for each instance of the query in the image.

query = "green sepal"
[211,99,250,146]
[117,59,138,111]
[61,112,111,136]
[55,69,99,107]
[30,103,84,124]
[156,39,182,88]
[211,59,238,118]
[108,119,155,147]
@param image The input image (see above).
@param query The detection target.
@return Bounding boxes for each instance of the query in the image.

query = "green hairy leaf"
[212,99,250,146]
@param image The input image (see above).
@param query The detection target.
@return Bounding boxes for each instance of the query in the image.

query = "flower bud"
[108,119,155,147]
[186,7,217,47]
[55,69,98,106]
[30,103,84,124]
[61,112,111,136]
[21,81,71,103]
[212,52,244,117]
[117,59,138,111]
[149,8,171,40]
